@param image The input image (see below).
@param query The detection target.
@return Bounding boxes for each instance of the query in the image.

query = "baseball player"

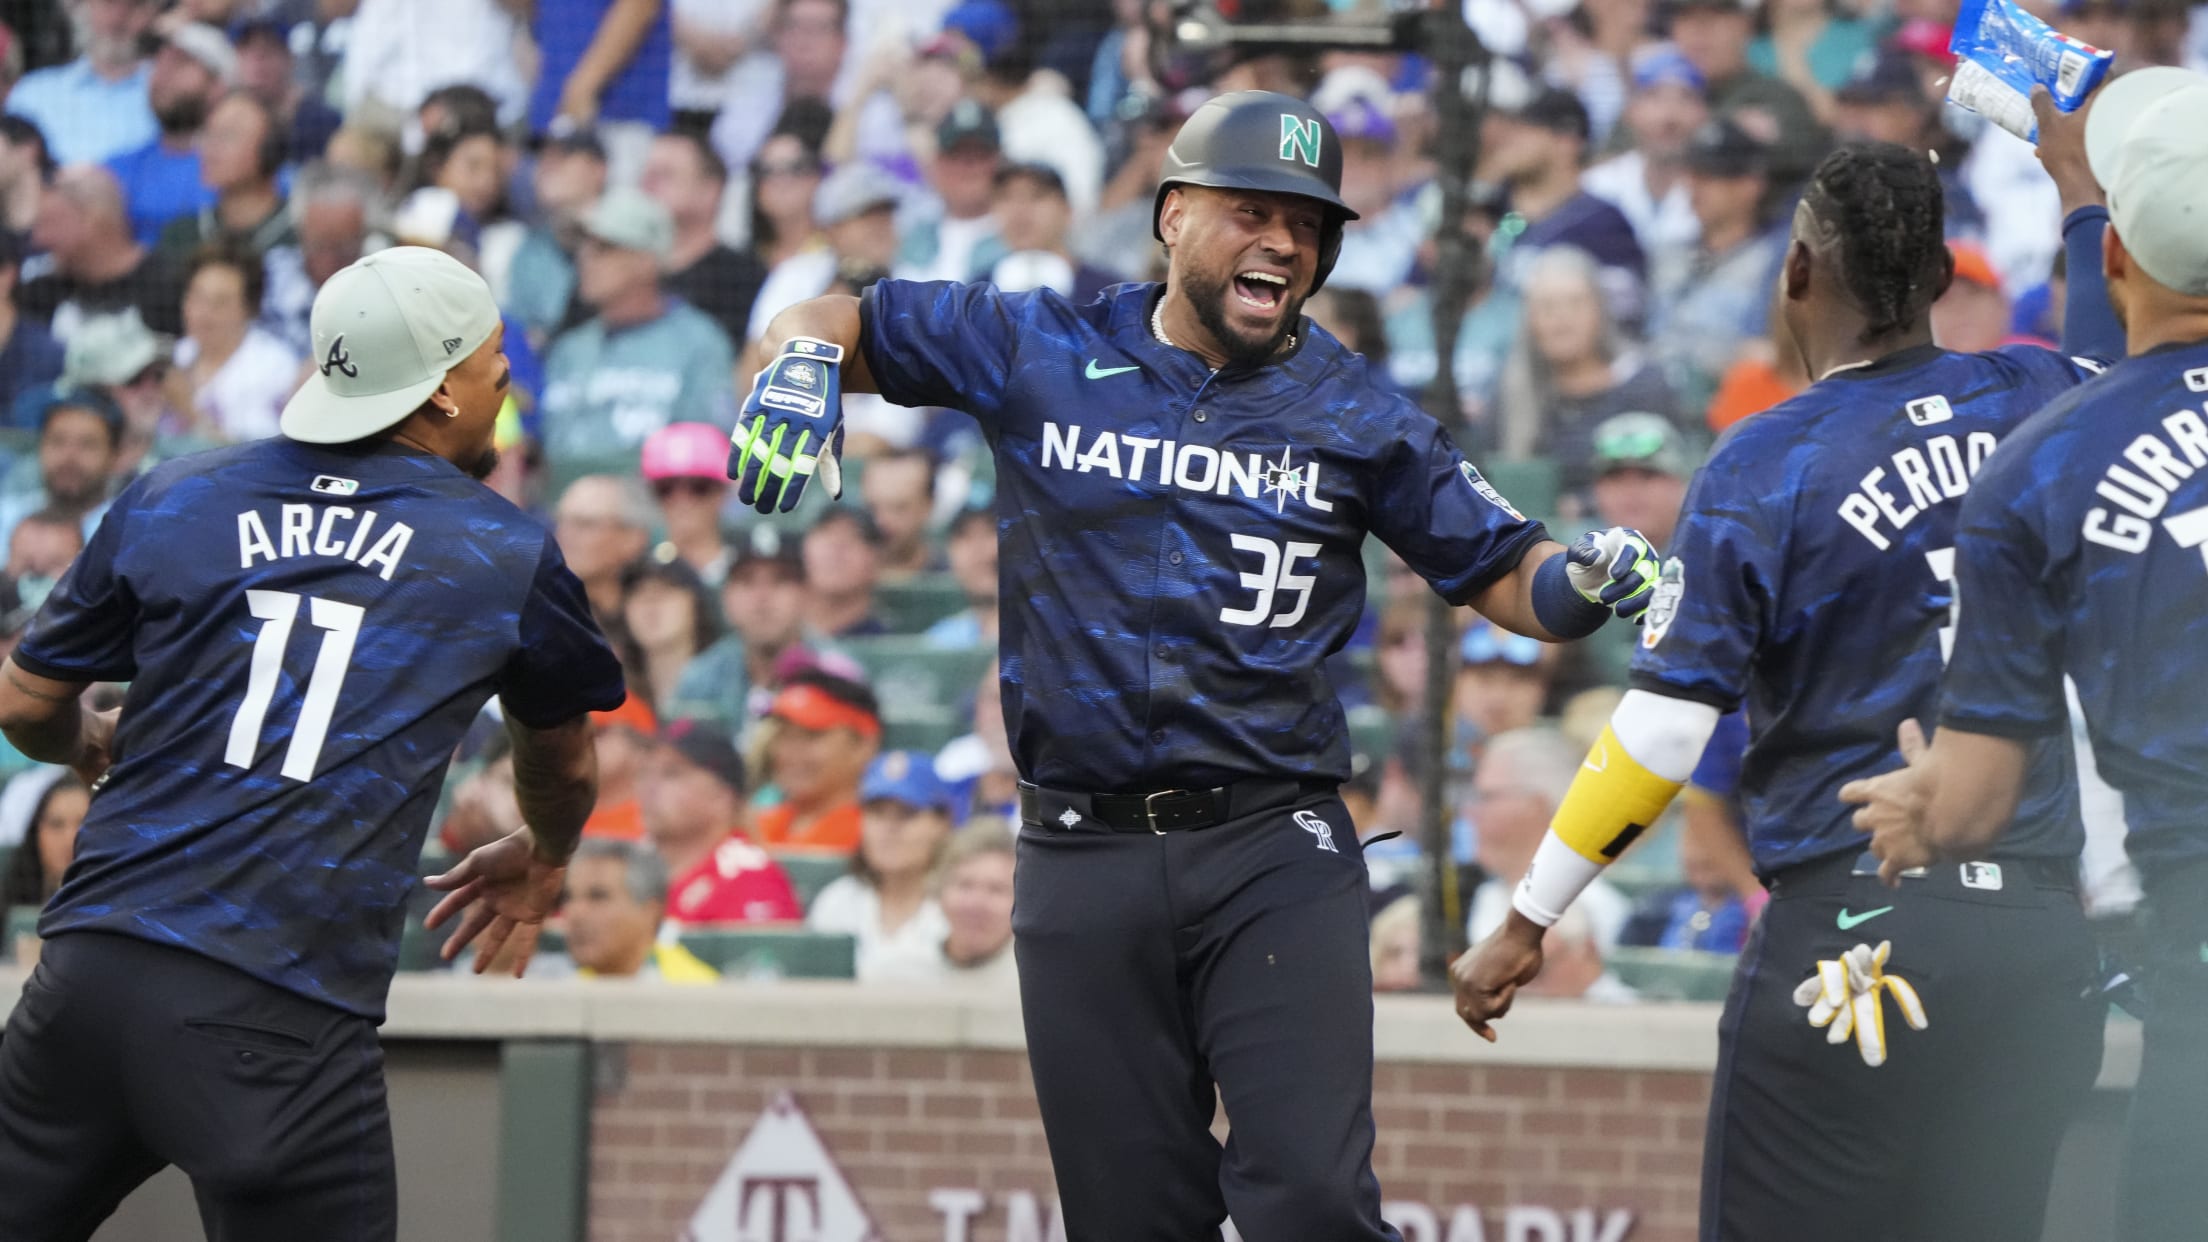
[726,91,1659,1240]
[0,247,625,1241]
[1846,68,2208,1242]
[1453,105,2126,1241]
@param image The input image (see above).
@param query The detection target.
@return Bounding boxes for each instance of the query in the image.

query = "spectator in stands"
[333,0,527,134]
[437,744,522,857]
[860,448,937,581]
[1077,88,1183,281]
[0,232,60,411]
[1621,808,1752,953]
[986,162,1116,303]
[1584,46,1709,275]
[1453,620,1554,746]
[712,0,848,174]
[1748,0,1882,120]
[645,720,805,923]
[169,243,301,442]
[540,187,736,475]
[504,130,607,345]
[937,657,1016,822]
[1653,117,1782,411]
[0,771,83,908]
[413,118,506,251]
[1,507,72,611]
[584,690,658,841]
[641,421,734,586]
[1665,0,1823,188]
[1487,87,1646,327]
[231,19,338,168]
[1522,902,1637,1002]
[39,311,166,477]
[1372,600,1428,718]
[642,130,763,347]
[529,0,673,182]
[747,157,897,341]
[104,21,226,248]
[745,128,825,282]
[0,115,51,239]
[1464,727,1632,951]
[803,506,886,639]
[19,165,185,339]
[756,671,881,852]
[558,839,720,981]
[1933,241,2014,355]
[157,91,292,263]
[0,389,120,545]
[809,749,955,979]
[923,506,996,649]
[321,125,401,199]
[667,0,753,137]
[669,525,807,728]
[260,162,376,353]
[943,0,1102,215]
[553,473,654,627]
[1369,894,1421,992]
[899,99,1004,284]
[1323,87,1418,296]
[1494,246,1679,500]
[621,553,722,717]
[5,0,158,165]
[871,821,1018,987]
[1588,413,1691,551]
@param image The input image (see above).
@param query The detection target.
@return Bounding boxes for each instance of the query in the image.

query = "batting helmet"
[1152,90,1361,292]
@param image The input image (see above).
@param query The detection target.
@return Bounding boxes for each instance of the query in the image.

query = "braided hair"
[1799,143,1952,343]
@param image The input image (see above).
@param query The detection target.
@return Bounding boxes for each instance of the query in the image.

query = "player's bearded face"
[1178,190,1323,365]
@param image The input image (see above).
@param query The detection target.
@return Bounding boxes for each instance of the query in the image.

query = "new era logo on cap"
[443,337,463,355]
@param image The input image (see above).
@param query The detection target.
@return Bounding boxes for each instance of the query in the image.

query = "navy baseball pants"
[0,931,397,1242]
[1013,781,1400,1242]
[1700,851,2103,1242]
[2122,860,2208,1242]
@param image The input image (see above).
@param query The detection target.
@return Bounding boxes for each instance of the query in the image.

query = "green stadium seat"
[769,851,850,909]
[1344,704,1395,769]
[838,638,994,716]
[678,928,857,980]
[872,576,969,635]
[1606,946,1738,1003]
[1479,459,1562,528]
[3,904,38,961]
[881,708,965,755]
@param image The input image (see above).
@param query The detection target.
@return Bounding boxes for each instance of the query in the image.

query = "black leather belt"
[1769,848,2077,895]
[1018,778,1330,834]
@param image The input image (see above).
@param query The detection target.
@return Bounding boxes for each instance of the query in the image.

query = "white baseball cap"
[2085,66,2208,298]
[280,246,500,444]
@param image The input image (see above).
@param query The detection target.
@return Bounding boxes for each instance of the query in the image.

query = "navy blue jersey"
[1632,344,2098,873]
[17,438,624,1017]
[860,281,1548,790]
[1941,338,2208,875]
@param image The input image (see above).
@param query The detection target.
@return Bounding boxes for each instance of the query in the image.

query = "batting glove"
[1565,527,1660,622]
[1792,940,1929,1067]
[728,337,846,514]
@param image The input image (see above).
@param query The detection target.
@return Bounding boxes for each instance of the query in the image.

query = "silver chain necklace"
[1152,297,1296,359]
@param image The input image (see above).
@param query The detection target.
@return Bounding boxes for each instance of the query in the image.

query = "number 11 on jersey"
[225,589,364,781]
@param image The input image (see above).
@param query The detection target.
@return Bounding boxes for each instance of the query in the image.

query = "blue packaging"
[1946,0,2114,141]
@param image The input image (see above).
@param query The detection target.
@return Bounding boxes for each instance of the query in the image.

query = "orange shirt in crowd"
[1706,357,1801,433]
[582,799,644,841]
[753,801,862,853]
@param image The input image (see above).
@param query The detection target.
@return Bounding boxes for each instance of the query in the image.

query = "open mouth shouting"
[1233,269,1290,315]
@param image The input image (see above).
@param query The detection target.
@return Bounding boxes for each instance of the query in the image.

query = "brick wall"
[588,1044,1712,1242]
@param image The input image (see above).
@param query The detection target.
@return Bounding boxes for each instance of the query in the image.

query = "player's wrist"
[1533,552,1610,638]
[525,829,575,868]
[1512,832,1606,927]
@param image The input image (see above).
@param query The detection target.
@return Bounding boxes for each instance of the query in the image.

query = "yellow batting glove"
[1791,940,1929,1067]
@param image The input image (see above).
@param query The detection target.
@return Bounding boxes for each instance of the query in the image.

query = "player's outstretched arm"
[1841,719,2029,885]
[730,297,883,514]
[1451,689,1719,1038]
[0,658,111,787]
[424,713,599,977]
[1469,529,1662,642]
[738,297,878,394]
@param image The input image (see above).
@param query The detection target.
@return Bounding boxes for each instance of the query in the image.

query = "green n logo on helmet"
[1279,114,1322,168]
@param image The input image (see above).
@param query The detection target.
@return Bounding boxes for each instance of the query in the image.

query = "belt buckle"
[1143,789,1189,835]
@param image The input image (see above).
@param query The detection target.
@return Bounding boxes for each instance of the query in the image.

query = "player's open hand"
[728,337,847,514]
[1840,719,1938,886]
[1565,527,1661,622]
[1451,917,1547,1043]
[422,827,568,978]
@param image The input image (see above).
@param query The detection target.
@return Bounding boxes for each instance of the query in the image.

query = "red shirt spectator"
[667,835,803,923]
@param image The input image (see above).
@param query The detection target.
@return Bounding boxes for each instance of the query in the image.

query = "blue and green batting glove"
[728,337,846,514]
[1565,527,1661,622]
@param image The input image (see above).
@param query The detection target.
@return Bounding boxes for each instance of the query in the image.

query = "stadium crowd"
[0,0,2193,992]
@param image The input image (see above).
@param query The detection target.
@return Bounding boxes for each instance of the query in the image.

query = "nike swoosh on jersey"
[1085,360,1140,380]
[1836,906,1894,930]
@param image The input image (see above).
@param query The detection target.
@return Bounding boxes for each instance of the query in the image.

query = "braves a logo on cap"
[320,336,357,379]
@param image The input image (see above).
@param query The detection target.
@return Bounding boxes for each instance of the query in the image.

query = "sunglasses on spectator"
[653,478,723,500]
